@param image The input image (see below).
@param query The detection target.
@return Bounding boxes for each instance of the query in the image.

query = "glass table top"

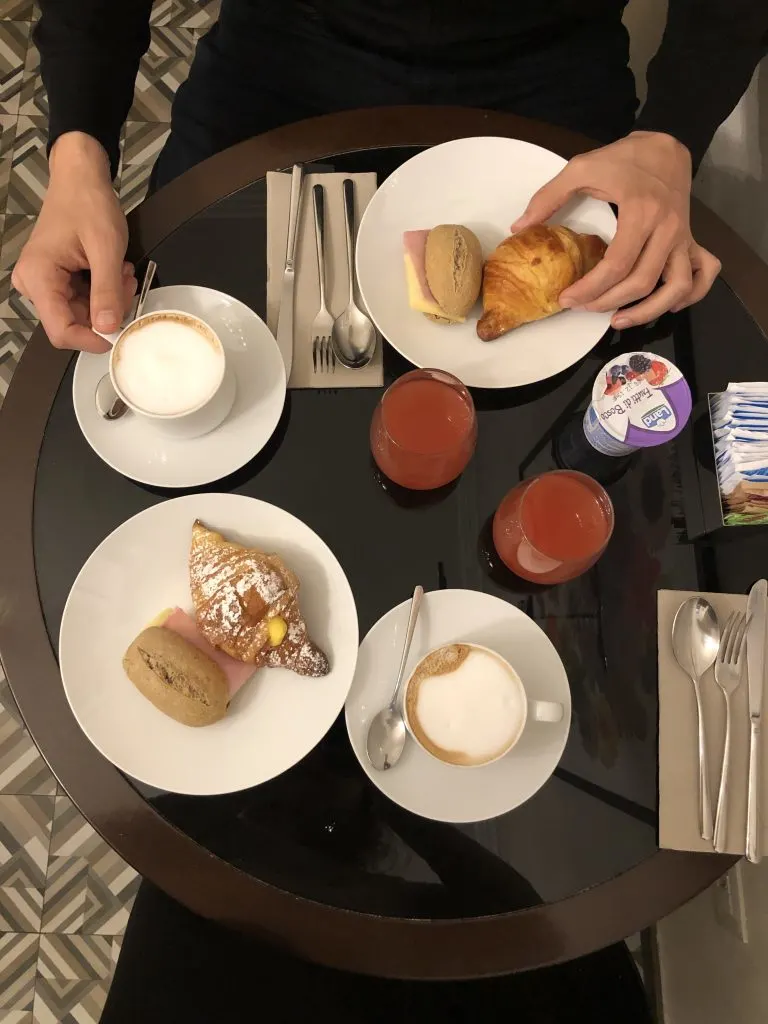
[33,147,768,920]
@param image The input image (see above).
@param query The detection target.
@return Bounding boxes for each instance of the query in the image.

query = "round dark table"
[1,108,767,980]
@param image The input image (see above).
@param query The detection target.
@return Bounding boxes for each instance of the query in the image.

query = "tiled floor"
[0,1,219,1018]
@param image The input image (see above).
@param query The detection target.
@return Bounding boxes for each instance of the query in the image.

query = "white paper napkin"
[266,171,383,389]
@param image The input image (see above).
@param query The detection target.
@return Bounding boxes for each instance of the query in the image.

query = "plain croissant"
[476,225,607,341]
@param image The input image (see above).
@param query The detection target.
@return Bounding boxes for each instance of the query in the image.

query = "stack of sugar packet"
[711,382,768,524]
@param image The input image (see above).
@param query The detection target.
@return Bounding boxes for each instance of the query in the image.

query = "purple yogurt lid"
[590,353,692,450]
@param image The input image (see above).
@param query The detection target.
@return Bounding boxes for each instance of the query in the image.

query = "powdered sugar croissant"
[477,225,607,341]
[189,520,329,677]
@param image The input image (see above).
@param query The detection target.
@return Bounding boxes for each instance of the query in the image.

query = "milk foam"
[113,317,222,415]
[412,648,525,763]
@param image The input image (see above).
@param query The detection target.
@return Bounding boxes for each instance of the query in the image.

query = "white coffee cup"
[108,309,236,439]
[403,642,563,768]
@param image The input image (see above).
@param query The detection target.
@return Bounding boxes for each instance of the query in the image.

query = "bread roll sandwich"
[123,626,229,727]
[403,224,483,324]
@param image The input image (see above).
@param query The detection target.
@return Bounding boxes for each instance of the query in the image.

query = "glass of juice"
[492,470,614,584]
[371,368,477,490]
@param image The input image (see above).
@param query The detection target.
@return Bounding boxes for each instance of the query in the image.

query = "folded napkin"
[266,171,383,389]
[659,589,768,855]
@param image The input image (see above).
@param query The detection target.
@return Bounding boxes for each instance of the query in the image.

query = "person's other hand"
[12,132,136,353]
[511,131,721,329]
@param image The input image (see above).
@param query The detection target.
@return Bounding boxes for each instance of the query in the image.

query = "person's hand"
[511,131,721,329]
[12,132,136,353]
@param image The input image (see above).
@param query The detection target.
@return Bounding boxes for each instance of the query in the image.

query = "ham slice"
[161,607,255,699]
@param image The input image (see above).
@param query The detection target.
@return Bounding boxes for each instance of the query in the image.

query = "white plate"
[73,285,286,487]
[59,493,359,795]
[356,137,617,389]
[345,589,571,822]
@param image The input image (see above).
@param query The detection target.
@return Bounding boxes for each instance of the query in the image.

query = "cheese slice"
[403,230,464,323]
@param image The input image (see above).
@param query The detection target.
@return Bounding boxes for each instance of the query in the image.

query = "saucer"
[345,589,571,822]
[59,493,359,795]
[73,285,286,487]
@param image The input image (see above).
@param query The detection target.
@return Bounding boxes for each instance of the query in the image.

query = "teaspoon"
[332,178,377,369]
[671,596,720,841]
[366,585,424,771]
[95,259,157,421]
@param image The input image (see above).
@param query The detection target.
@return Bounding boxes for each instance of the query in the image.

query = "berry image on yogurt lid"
[584,352,692,456]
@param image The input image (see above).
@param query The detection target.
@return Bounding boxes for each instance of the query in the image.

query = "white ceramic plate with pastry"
[73,285,286,488]
[345,589,571,822]
[356,136,617,389]
[59,493,358,795]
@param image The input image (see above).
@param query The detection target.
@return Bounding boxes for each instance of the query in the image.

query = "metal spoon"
[332,178,377,369]
[366,585,424,771]
[95,259,157,420]
[671,596,721,841]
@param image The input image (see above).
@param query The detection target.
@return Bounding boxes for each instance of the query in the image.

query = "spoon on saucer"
[366,585,424,771]
[95,259,157,421]
[332,178,377,369]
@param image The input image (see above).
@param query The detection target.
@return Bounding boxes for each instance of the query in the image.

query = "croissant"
[189,521,329,677]
[477,225,607,341]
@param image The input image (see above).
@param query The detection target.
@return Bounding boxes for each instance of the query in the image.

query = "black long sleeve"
[635,0,768,167]
[34,0,768,180]
[35,0,153,178]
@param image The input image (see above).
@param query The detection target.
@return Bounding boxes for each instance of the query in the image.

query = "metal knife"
[746,578,767,863]
[275,164,303,381]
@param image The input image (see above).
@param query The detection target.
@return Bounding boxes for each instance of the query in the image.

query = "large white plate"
[59,493,359,795]
[356,137,617,389]
[345,589,571,823]
[73,285,286,488]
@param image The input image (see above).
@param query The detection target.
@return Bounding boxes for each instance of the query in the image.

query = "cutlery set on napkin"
[659,582,768,860]
[266,164,383,390]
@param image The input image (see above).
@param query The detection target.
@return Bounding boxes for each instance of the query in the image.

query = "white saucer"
[73,285,286,487]
[59,493,359,795]
[345,589,571,823]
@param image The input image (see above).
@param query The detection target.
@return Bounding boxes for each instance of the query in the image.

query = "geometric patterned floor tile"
[40,856,90,934]
[0,678,56,794]
[0,795,54,889]
[37,935,112,980]
[150,0,220,29]
[0,214,36,319]
[42,797,139,935]
[32,977,109,1024]
[0,884,43,931]
[122,120,170,168]
[119,157,155,214]
[0,1,37,20]
[17,33,44,118]
[6,114,48,214]
[0,269,36,320]
[0,932,39,1012]
[0,20,29,113]
[0,112,17,215]
[129,26,197,122]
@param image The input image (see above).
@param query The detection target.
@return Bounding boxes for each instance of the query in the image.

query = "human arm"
[35,0,153,178]
[513,0,768,328]
[635,0,768,170]
[13,0,153,351]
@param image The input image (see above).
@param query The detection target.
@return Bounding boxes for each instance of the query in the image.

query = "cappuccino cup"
[403,642,563,768]
[109,310,236,439]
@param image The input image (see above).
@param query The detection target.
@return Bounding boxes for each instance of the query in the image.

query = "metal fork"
[713,611,748,852]
[310,183,335,375]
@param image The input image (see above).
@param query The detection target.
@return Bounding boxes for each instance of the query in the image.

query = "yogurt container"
[584,352,692,456]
